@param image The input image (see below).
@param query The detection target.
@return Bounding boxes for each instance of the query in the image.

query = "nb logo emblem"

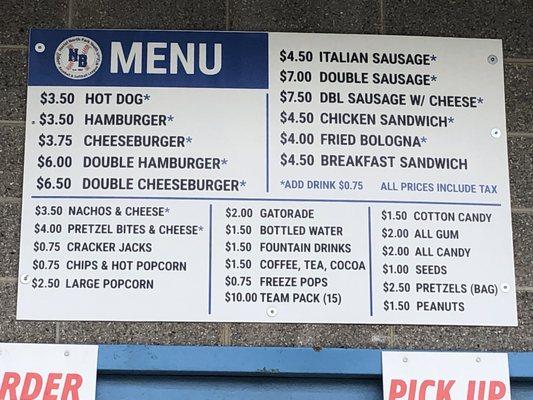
[55,36,102,80]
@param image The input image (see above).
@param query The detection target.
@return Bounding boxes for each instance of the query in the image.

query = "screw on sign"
[388,379,507,400]
[0,372,83,400]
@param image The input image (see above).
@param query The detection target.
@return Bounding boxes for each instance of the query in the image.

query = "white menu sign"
[17,29,516,325]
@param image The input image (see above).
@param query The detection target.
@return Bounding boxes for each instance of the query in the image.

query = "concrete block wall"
[0,0,531,350]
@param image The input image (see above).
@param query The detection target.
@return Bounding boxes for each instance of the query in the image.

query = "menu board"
[17,29,516,325]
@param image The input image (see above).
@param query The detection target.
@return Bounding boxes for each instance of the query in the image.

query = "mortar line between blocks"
[379,0,385,34]
[55,322,61,343]
[504,58,533,65]
[225,0,230,30]
[68,0,74,28]
[0,197,22,204]
[389,326,395,347]
[508,132,533,138]
[0,45,27,50]
[0,120,25,126]
[512,208,533,214]
[221,323,232,345]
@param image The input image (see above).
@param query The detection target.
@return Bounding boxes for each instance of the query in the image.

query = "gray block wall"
[0,0,531,350]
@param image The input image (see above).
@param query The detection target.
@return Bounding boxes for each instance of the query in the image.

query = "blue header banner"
[28,29,269,89]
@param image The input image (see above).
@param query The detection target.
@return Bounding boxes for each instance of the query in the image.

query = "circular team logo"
[55,36,102,80]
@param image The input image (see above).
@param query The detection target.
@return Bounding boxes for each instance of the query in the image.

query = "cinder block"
[229,323,391,348]
[509,136,533,208]
[0,49,27,121]
[513,212,533,287]
[384,0,532,58]
[0,125,24,198]
[0,0,67,45]
[72,0,226,30]
[0,201,21,278]
[392,291,533,351]
[505,64,533,133]
[59,321,222,345]
[0,281,56,342]
[230,0,380,33]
